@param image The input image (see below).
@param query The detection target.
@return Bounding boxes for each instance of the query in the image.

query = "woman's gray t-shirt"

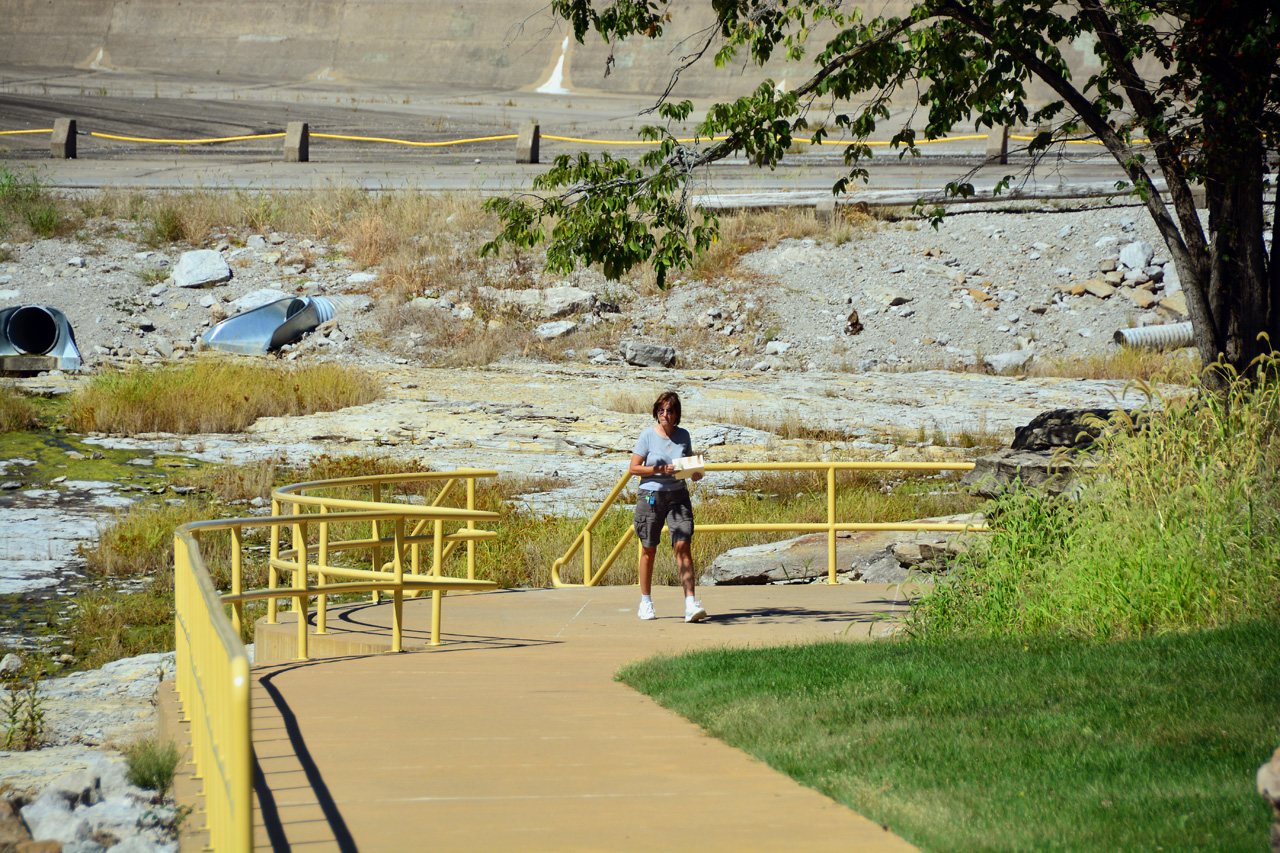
[632,426,693,492]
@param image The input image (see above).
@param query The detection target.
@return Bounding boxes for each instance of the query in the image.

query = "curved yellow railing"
[173,468,500,852]
[551,460,988,587]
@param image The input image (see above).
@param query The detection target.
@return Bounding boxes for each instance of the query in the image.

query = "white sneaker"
[638,600,656,621]
[684,601,707,623]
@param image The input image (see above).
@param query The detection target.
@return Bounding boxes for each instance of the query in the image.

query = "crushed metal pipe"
[201,296,336,355]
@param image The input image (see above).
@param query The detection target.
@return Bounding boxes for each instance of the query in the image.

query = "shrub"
[912,355,1280,639]
[124,738,183,798]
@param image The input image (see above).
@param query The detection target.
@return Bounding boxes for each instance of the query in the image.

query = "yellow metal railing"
[551,461,987,587]
[172,469,500,851]
[174,529,252,852]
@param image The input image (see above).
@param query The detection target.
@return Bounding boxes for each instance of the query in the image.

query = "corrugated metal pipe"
[1113,321,1193,350]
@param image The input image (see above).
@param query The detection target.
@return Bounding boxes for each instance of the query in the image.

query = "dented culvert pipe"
[1113,321,1193,350]
[201,296,337,355]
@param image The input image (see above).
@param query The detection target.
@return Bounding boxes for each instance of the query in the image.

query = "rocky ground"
[0,199,1192,374]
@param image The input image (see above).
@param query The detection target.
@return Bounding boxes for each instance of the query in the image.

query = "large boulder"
[699,514,983,585]
[478,285,596,319]
[964,408,1146,497]
[172,249,231,288]
[619,340,676,368]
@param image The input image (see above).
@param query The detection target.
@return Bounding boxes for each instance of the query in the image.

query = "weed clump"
[124,738,183,798]
[0,386,39,432]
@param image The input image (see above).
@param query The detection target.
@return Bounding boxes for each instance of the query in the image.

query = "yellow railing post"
[466,476,476,580]
[268,499,280,624]
[431,518,443,646]
[293,518,309,661]
[827,465,838,584]
[230,526,244,637]
[371,481,382,604]
[392,517,405,653]
[316,504,330,634]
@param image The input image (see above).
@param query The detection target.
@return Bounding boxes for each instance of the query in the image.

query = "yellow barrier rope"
[1,124,1148,149]
[1011,134,1150,145]
[89,131,286,144]
[542,133,992,146]
[312,132,517,147]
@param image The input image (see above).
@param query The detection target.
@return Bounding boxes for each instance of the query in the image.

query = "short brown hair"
[652,391,681,425]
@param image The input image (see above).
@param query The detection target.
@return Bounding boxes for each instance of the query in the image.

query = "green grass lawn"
[618,621,1279,852]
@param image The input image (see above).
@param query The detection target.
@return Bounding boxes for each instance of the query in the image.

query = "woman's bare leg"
[638,545,657,595]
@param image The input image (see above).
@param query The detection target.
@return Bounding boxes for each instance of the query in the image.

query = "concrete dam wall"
[2,0,1095,106]
[1,0,922,99]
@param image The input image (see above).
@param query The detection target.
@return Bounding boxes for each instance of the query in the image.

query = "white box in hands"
[672,454,706,479]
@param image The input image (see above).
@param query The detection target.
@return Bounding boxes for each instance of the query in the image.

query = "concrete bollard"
[814,200,836,224]
[985,124,1008,165]
[516,122,540,164]
[51,118,76,159]
[284,121,309,163]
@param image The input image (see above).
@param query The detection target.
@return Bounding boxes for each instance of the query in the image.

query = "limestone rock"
[962,448,1092,497]
[1084,279,1116,298]
[1258,745,1280,802]
[172,250,231,288]
[1125,288,1157,310]
[1012,408,1141,451]
[1159,290,1188,318]
[231,288,291,313]
[478,285,596,319]
[1119,240,1155,270]
[534,320,577,340]
[700,516,983,585]
[619,340,675,368]
[871,287,911,307]
[0,797,31,848]
[539,286,597,318]
[983,349,1034,374]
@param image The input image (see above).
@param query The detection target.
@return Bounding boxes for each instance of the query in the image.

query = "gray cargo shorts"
[634,488,694,548]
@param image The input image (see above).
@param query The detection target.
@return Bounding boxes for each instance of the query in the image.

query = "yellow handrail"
[174,530,252,852]
[173,469,500,851]
[551,460,987,587]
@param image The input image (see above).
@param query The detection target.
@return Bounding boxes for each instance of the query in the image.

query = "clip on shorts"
[634,489,694,548]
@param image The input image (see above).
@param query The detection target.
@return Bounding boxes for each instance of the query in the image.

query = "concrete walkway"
[242,584,920,851]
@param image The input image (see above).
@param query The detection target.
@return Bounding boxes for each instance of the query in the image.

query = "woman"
[629,391,706,622]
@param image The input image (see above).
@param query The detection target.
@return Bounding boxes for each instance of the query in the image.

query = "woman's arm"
[630,453,670,477]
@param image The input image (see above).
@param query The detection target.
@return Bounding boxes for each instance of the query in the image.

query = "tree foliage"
[483,0,1278,378]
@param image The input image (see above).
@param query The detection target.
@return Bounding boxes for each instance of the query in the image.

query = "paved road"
[1,64,1127,195]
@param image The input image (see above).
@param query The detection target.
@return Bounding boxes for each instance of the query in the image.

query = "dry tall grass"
[0,386,39,432]
[1029,345,1201,383]
[690,207,871,282]
[65,359,381,434]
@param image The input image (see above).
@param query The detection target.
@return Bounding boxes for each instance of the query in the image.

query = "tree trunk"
[1198,116,1278,380]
